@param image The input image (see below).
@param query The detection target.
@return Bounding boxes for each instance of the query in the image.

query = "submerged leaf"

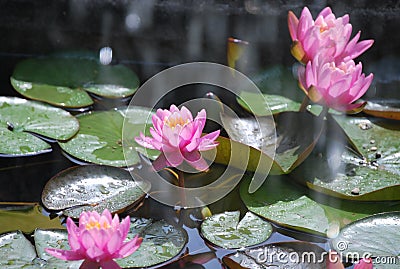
[201,211,272,249]
[0,231,37,268]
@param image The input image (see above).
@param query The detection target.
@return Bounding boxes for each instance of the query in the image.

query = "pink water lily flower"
[135,105,220,171]
[297,54,373,111]
[288,7,373,64]
[45,209,142,269]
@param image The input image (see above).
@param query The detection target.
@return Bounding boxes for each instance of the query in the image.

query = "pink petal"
[80,259,102,269]
[152,152,169,171]
[326,251,345,269]
[318,7,333,18]
[164,149,184,167]
[288,10,299,40]
[118,216,131,239]
[118,235,143,258]
[101,209,113,223]
[106,231,122,255]
[183,151,210,171]
[135,133,157,150]
[298,7,312,40]
[197,130,220,151]
[81,230,96,251]
[45,248,84,261]
[99,260,122,269]
[85,245,105,261]
[180,106,193,122]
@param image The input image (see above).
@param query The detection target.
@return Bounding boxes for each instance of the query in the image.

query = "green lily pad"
[221,111,324,174]
[11,57,139,108]
[0,97,79,156]
[34,229,82,269]
[11,77,93,108]
[41,165,150,218]
[237,91,301,116]
[200,211,272,249]
[0,231,37,268]
[331,212,400,268]
[240,174,400,236]
[58,107,159,167]
[222,241,326,269]
[118,218,187,267]
[0,204,63,234]
[300,115,400,201]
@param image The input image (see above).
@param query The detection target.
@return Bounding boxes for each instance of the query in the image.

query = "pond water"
[1,1,400,269]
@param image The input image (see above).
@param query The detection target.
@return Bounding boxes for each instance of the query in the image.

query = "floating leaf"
[0,97,79,156]
[363,99,400,120]
[227,37,249,71]
[42,165,149,218]
[11,57,139,108]
[240,174,400,236]
[201,211,272,249]
[118,217,187,268]
[58,107,158,167]
[221,111,324,174]
[0,231,37,268]
[34,229,82,268]
[331,212,400,268]
[222,241,326,269]
[300,115,400,201]
[237,91,301,116]
[0,204,63,234]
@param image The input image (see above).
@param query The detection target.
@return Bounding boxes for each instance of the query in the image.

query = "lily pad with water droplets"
[0,231,37,269]
[41,165,150,218]
[58,106,159,167]
[331,212,400,268]
[0,97,79,156]
[221,111,324,174]
[11,57,139,108]
[222,241,326,269]
[240,174,400,236]
[200,211,272,249]
[298,115,400,201]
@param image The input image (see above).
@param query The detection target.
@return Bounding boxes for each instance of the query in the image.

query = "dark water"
[1,1,400,268]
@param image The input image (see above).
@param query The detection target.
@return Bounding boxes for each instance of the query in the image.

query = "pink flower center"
[85,220,110,230]
[165,113,189,129]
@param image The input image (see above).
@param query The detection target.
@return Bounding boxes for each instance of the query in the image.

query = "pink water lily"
[297,54,373,111]
[135,105,220,171]
[288,7,373,64]
[45,209,142,269]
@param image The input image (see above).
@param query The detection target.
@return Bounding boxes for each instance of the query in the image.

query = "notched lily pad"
[221,111,324,174]
[118,217,187,268]
[331,212,400,268]
[11,57,139,108]
[300,115,400,201]
[0,97,79,156]
[59,106,158,167]
[240,174,400,236]
[41,165,150,218]
[0,231,37,268]
[201,211,272,249]
[222,241,326,269]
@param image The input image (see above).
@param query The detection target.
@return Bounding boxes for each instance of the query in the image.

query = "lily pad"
[200,211,272,249]
[363,98,400,120]
[58,107,159,167]
[41,165,150,218]
[240,174,400,236]
[221,111,324,174]
[117,217,187,267]
[237,91,301,116]
[300,115,400,201]
[34,229,82,269]
[11,57,139,108]
[0,97,79,156]
[331,212,400,268]
[222,241,326,269]
[0,231,37,268]
[0,204,63,234]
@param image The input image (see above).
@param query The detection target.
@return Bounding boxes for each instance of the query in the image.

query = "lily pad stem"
[299,96,310,112]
